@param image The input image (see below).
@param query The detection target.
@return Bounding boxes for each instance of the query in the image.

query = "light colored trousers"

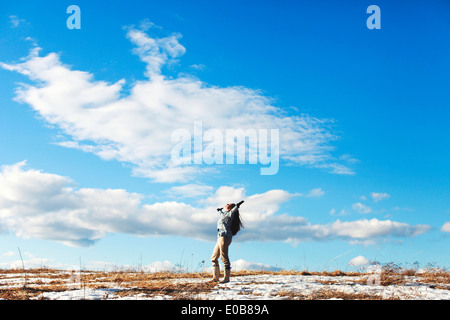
[211,236,232,270]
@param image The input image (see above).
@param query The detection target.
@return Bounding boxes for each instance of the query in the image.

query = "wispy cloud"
[189,64,206,71]
[9,15,26,28]
[441,222,450,233]
[231,259,282,272]
[295,187,325,198]
[3,251,15,257]
[352,202,372,214]
[164,184,214,199]
[1,21,355,183]
[371,192,390,202]
[305,188,325,198]
[330,208,348,216]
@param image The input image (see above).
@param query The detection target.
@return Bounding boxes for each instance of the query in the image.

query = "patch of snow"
[2,272,449,300]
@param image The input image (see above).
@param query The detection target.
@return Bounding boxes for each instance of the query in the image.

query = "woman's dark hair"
[229,204,244,236]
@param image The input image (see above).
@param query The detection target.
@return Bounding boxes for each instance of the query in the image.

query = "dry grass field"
[0,265,449,300]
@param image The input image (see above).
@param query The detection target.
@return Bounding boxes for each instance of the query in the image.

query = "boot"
[220,269,231,283]
[210,265,220,282]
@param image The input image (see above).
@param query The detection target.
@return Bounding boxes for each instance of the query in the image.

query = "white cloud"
[371,192,390,202]
[0,162,430,247]
[0,255,54,269]
[0,161,294,246]
[331,218,430,239]
[231,259,283,272]
[292,187,324,199]
[305,188,325,198]
[189,64,206,71]
[348,255,370,266]
[352,202,372,214]
[124,24,186,77]
[441,222,450,233]
[1,21,354,183]
[143,260,183,273]
[9,15,26,28]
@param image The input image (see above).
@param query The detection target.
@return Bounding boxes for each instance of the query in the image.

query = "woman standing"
[210,200,244,283]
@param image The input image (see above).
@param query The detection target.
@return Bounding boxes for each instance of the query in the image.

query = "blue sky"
[0,0,449,272]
